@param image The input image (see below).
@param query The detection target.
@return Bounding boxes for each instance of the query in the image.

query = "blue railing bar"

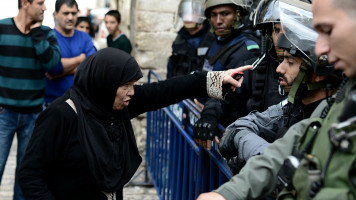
[219,171,225,186]
[182,141,189,199]
[209,159,216,191]
[208,150,233,179]
[159,111,167,192]
[148,70,163,81]
[162,107,200,154]
[188,150,195,200]
[200,151,208,193]
[161,112,168,197]
[185,98,203,113]
[162,116,169,199]
[175,133,183,200]
[163,105,233,188]
[195,149,202,198]
[170,127,178,200]
[153,110,159,184]
[182,99,201,118]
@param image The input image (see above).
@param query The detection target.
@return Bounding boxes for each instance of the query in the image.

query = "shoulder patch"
[245,40,260,51]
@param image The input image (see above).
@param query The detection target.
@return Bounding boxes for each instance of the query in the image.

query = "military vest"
[278,79,356,200]
[202,29,260,72]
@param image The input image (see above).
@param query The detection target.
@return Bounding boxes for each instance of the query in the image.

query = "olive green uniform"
[214,78,356,200]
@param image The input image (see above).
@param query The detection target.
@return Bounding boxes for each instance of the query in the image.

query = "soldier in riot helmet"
[193,0,287,150]
[248,0,286,113]
[166,0,215,78]
[193,0,263,149]
[197,0,356,199]
[218,3,342,174]
[201,0,259,72]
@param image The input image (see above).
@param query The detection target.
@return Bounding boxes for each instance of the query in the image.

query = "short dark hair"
[105,10,121,23]
[18,0,34,9]
[55,0,79,12]
[76,16,91,27]
[76,16,95,37]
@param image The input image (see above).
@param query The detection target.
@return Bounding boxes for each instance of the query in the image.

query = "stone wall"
[115,0,183,157]
[117,0,182,81]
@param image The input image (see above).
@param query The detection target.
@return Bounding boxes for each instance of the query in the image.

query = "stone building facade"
[114,0,182,80]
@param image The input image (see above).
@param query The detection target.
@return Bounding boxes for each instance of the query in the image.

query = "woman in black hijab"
[18,48,251,200]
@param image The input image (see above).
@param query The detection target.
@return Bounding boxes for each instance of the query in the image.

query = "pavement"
[0,137,159,200]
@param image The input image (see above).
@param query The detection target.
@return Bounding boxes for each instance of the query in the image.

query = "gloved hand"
[227,156,246,175]
[193,116,219,150]
[218,129,240,159]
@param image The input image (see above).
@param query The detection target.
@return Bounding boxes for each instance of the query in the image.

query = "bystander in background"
[104,10,132,54]
[75,16,95,37]
[45,0,96,106]
[0,0,61,199]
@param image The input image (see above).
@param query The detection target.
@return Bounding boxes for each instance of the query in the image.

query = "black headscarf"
[69,48,143,192]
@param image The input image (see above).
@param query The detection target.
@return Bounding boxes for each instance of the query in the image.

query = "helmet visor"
[279,0,317,62]
[179,0,206,24]
[253,0,280,28]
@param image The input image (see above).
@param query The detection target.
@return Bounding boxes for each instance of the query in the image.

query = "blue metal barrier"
[146,70,233,200]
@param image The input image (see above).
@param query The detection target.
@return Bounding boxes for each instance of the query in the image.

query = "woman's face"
[113,80,136,110]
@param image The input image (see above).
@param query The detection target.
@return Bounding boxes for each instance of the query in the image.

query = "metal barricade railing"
[145,70,232,200]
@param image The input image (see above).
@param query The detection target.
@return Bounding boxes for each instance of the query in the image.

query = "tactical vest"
[278,79,356,200]
[168,31,215,77]
[202,30,260,72]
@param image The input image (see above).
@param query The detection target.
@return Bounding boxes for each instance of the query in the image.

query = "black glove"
[193,116,219,141]
[218,129,240,159]
[227,156,246,175]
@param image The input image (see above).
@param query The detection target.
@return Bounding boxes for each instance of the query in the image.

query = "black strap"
[220,33,261,66]
[208,43,234,65]
[219,40,246,66]
[199,32,215,49]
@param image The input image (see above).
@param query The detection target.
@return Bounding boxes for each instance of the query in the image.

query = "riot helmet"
[279,0,334,76]
[204,0,253,18]
[253,0,280,30]
[250,0,283,70]
[276,0,337,103]
[178,0,206,28]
